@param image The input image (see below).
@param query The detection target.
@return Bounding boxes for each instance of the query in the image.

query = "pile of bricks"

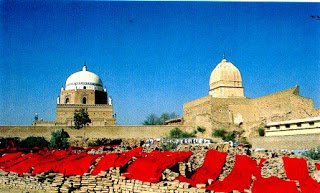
[1,143,319,193]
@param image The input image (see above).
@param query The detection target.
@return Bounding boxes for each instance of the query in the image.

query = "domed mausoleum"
[182,56,319,137]
[56,65,115,126]
[209,58,244,98]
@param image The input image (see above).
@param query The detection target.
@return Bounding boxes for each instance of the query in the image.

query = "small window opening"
[285,124,290,128]
[82,97,87,104]
[83,86,86,89]
[65,98,69,104]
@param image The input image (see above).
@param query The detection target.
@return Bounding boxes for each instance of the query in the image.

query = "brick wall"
[251,134,320,149]
[0,125,193,140]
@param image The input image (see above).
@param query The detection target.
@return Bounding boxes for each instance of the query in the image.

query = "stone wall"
[251,134,320,150]
[183,86,320,138]
[0,125,193,140]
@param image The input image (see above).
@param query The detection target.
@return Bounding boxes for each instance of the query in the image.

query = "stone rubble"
[0,142,319,193]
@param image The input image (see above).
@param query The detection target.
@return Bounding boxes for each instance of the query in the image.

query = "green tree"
[169,112,179,119]
[74,108,91,129]
[160,113,170,124]
[143,113,161,125]
[49,129,70,149]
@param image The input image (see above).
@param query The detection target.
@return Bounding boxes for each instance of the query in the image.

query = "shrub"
[212,129,227,138]
[303,147,320,160]
[0,137,20,148]
[160,138,177,151]
[223,132,235,142]
[258,128,265,136]
[169,128,196,139]
[181,130,196,138]
[19,136,49,149]
[169,128,183,138]
[196,126,206,133]
[49,129,70,149]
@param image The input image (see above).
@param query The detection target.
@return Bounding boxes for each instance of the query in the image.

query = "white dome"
[65,65,103,91]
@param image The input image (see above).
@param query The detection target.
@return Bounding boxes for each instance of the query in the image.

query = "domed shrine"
[56,65,115,126]
[209,58,244,98]
[182,56,319,137]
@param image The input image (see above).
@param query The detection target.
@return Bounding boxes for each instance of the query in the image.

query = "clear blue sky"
[1,1,319,125]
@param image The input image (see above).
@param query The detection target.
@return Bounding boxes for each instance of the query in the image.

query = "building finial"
[82,61,87,71]
[222,53,225,59]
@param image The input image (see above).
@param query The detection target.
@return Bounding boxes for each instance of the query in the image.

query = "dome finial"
[82,62,87,71]
[221,53,227,62]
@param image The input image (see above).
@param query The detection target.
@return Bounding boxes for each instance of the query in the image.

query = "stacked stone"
[218,151,235,180]
[261,157,286,179]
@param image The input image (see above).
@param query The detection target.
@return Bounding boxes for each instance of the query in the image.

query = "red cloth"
[91,153,119,175]
[31,150,71,175]
[123,151,192,183]
[114,147,143,167]
[53,153,88,175]
[282,157,320,193]
[62,154,100,176]
[251,176,299,193]
[316,163,320,170]
[4,152,51,175]
[177,150,227,186]
[0,152,23,164]
[1,153,33,171]
[207,155,257,192]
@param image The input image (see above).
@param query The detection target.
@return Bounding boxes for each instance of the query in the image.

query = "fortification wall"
[183,96,212,130]
[0,125,193,140]
[251,134,320,150]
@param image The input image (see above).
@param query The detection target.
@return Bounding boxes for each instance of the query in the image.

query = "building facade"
[55,65,116,126]
[182,57,320,137]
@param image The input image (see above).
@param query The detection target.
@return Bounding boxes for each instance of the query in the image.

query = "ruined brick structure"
[182,58,320,137]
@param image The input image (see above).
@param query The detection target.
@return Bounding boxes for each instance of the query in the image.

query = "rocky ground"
[0,140,319,193]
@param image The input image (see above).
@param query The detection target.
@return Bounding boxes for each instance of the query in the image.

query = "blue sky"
[1,1,319,125]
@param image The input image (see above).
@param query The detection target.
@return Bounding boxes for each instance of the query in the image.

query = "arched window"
[65,98,69,104]
[83,86,86,89]
[82,97,87,104]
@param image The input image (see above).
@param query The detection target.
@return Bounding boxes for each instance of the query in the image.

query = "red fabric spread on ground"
[0,152,23,164]
[282,156,320,193]
[62,154,101,176]
[123,151,192,183]
[4,152,51,175]
[91,153,119,175]
[316,163,320,170]
[176,150,227,186]
[206,155,257,192]
[1,153,33,171]
[32,150,72,175]
[53,152,89,175]
[114,147,143,167]
[251,176,299,193]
